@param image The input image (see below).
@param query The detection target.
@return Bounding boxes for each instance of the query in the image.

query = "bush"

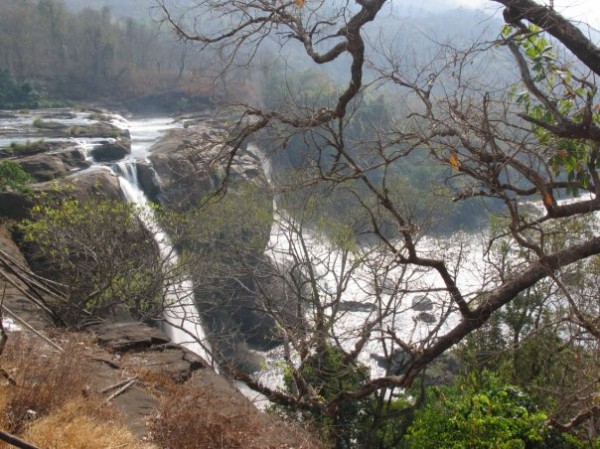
[0,161,31,192]
[402,372,587,449]
[18,198,166,324]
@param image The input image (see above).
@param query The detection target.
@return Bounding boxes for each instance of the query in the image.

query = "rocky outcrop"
[90,141,130,162]
[136,160,161,202]
[148,124,268,209]
[0,170,123,223]
[0,141,71,158]
[90,321,207,382]
[56,169,124,202]
[412,295,433,311]
[0,191,34,220]
[17,149,90,181]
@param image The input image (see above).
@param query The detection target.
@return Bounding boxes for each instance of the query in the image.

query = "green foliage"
[280,344,371,448]
[402,373,585,449]
[18,197,165,324]
[0,161,31,192]
[506,25,599,196]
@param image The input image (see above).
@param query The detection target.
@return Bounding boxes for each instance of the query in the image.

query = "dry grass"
[148,373,325,449]
[22,399,155,449]
[0,333,88,433]
[0,333,153,448]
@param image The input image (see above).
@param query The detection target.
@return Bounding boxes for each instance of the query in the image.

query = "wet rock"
[136,160,161,202]
[416,312,436,323]
[90,141,130,162]
[338,300,377,313]
[411,295,433,311]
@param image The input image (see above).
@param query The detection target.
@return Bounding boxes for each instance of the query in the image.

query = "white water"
[247,144,488,388]
[111,117,213,367]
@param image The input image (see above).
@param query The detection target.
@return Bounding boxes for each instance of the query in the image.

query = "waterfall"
[112,130,214,368]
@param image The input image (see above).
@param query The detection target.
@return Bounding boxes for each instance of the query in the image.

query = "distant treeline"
[0,0,217,107]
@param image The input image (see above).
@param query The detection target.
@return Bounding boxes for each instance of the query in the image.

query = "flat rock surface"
[91,321,171,352]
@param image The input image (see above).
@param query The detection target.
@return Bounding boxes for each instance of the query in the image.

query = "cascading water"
[110,119,214,367]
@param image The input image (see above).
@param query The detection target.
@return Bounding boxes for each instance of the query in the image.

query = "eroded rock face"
[0,191,34,220]
[136,160,161,202]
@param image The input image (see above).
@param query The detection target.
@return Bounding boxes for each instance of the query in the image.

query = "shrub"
[402,372,587,449]
[18,198,166,324]
[0,161,31,192]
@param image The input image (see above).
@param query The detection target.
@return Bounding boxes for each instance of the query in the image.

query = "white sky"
[450,0,600,27]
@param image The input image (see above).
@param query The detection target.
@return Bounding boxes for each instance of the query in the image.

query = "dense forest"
[0,0,227,108]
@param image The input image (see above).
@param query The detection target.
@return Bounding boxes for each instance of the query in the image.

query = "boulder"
[136,160,161,202]
[148,125,269,210]
[416,311,436,324]
[58,170,124,202]
[411,295,433,311]
[18,154,67,181]
[69,122,130,141]
[18,150,90,181]
[90,141,130,162]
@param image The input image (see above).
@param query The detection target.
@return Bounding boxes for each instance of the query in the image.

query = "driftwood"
[0,429,41,449]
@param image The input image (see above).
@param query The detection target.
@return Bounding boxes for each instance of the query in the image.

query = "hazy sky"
[449,0,600,27]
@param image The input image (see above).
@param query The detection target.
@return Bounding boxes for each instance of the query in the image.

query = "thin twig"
[100,377,137,395]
